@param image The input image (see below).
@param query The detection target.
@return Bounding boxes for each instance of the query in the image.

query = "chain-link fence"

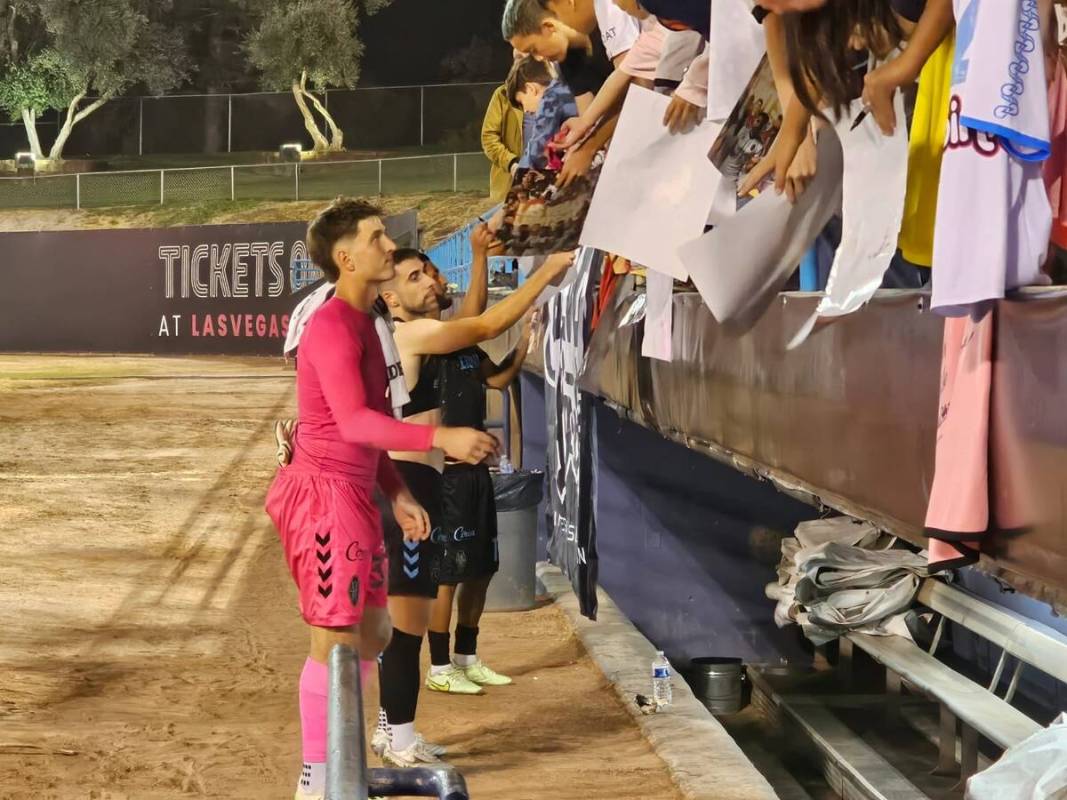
[0,152,491,210]
[0,83,498,159]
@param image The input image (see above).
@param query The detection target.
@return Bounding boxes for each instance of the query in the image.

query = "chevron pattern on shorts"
[316,531,333,598]
[402,539,420,580]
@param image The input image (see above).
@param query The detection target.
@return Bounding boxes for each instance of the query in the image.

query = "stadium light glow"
[280,143,303,162]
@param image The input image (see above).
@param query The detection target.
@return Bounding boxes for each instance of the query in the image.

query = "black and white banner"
[0,212,417,356]
[544,247,600,619]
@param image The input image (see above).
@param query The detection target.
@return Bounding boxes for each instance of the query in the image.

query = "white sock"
[453,653,477,667]
[297,762,325,796]
[430,663,453,676]
[388,722,416,752]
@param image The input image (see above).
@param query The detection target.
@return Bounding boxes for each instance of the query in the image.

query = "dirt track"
[0,355,682,800]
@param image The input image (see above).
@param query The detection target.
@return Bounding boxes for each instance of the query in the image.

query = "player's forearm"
[376,452,406,499]
[479,267,559,339]
[337,408,436,452]
[485,336,531,389]
[456,248,490,319]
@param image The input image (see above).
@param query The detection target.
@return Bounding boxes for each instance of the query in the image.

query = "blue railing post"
[800,245,819,292]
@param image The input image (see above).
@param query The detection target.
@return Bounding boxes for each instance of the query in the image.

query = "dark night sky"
[359,0,512,86]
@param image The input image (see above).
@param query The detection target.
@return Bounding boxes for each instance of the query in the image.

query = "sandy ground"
[0,355,683,800]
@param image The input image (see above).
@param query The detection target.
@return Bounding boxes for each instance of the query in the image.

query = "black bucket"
[689,657,744,715]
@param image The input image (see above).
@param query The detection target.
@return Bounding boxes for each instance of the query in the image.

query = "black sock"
[454,624,479,656]
[428,630,451,667]
[379,628,422,726]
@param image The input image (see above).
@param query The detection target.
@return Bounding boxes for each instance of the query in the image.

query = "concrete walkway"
[540,563,780,800]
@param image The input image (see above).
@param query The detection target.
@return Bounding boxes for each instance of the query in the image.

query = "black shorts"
[436,463,499,586]
[379,460,443,599]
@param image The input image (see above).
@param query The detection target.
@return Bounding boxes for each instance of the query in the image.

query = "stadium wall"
[520,372,817,668]
[0,213,416,356]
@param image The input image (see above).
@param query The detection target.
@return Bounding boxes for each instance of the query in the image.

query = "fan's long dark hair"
[783,1,905,119]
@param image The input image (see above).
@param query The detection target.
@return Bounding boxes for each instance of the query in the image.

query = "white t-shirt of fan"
[594,0,641,61]
[931,0,1053,316]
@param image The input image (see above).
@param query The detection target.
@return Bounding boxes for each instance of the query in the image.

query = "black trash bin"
[485,470,544,611]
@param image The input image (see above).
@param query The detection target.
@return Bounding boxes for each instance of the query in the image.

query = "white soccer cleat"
[371,727,389,758]
[373,728,446,758]
[415,733,447,757]
[425,665,485,695]
[463,659,513,686]
[381,739,446,768]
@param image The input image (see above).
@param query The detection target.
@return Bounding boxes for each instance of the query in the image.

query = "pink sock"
[361,659,377,689]
[299,658,329,763]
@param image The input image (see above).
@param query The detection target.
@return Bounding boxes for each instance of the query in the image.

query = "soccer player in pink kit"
[264,198,497,800]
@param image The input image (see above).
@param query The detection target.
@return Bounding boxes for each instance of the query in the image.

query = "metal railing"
[0,152,490,210]
[424,205,526,293]
[326,645,469,799]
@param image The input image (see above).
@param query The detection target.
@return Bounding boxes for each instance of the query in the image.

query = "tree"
[0,48,71,159]
[245,0,391,153]
[440,35,503,83]
[0,0,190,162]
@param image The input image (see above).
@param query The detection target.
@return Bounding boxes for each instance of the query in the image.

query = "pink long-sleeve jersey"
[292,296,435,495]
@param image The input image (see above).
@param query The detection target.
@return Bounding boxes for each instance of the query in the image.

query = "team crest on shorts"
[348,576,361,607]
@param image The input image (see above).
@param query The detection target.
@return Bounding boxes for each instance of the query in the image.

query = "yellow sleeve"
[481,87,519,174]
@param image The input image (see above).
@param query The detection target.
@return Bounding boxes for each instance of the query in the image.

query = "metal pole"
[377,159,383,196]
[295,164,300,201]
[366,767,469,799]
[230,166,235,201]
[501,385,512,462]
[138,98,144,157]
[420,86,425,146]
[452,153,458,192]
[160,169,164,205]
[227,94,233,153]
[324,645,369,800]
[75,173,81,210]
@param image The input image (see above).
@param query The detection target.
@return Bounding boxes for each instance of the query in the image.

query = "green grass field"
[0,152,490,211]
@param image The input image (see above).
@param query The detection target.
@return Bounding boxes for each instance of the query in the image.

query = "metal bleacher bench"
[840,577,1067,783]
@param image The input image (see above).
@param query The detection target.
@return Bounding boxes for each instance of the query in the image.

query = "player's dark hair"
[307,197,384,283]
[391,248,424,268]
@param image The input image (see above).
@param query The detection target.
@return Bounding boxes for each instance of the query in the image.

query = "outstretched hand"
[861,57,915,136]
[738,122,816,204]
[555,116,592,151]
[662,94,703,135]
[557,145,595,188]
[471,223,497,257]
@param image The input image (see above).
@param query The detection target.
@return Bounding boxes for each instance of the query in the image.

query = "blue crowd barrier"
[425,204,523,292]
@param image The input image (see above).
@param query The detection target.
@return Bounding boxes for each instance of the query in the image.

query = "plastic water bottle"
[652,651,672,708]
[498,455,514,474]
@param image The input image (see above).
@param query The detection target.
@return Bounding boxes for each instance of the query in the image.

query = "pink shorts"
[265,466,389,628]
